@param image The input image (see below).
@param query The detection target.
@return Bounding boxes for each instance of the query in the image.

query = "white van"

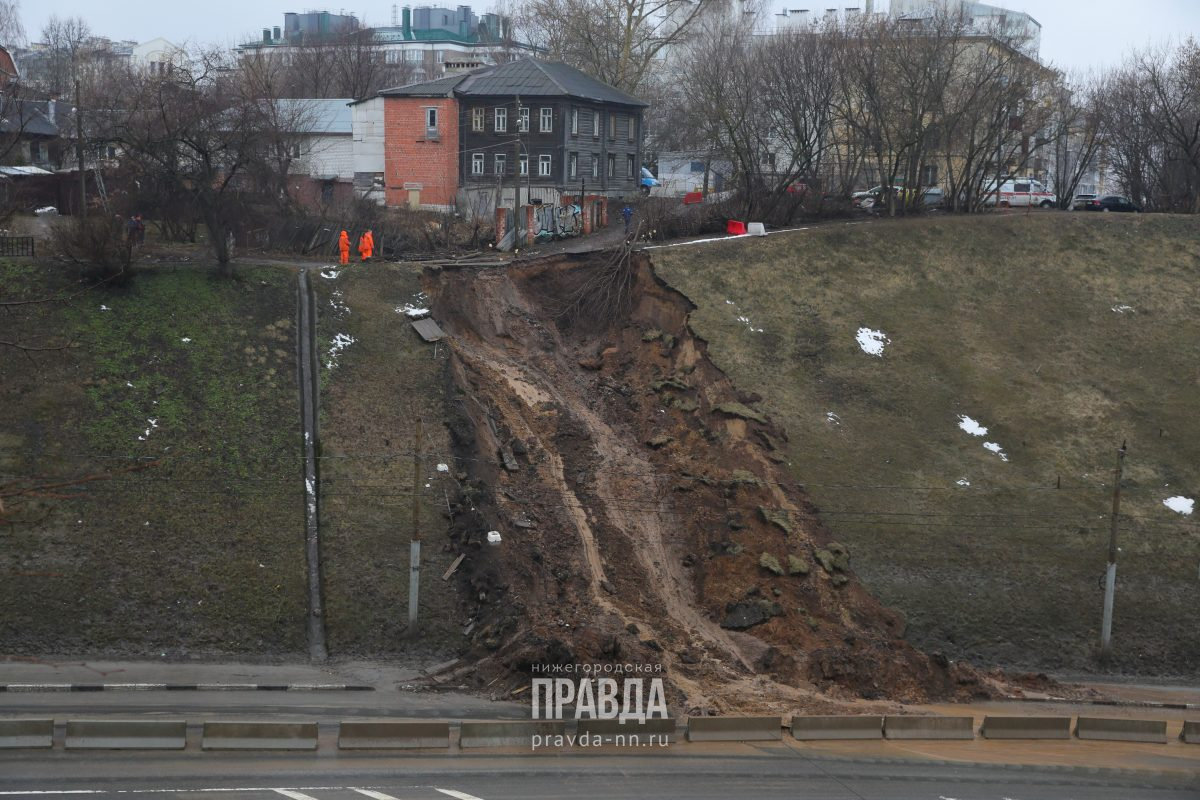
[981,178,1056,208]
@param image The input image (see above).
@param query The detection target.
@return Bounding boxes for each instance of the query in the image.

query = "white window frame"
[471,153,484,175]
[569,152,577,178]
[495,107,507,132]
[627,154,635,177]
[472,107,485,132]
[518,106,529,133]
[540,107,553,133]
[519,154,528,176]
[592,111,600,138]
[538,154,552,177]
[494,153,506,175]
[591,156,599,178]
[425,107,438,133]
[571,108,578,136]
[607,153,615,177]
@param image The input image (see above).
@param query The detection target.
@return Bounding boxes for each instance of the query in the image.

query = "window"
[494,153,506,175]
[569,152,578,178]
[425,107,438,134]
[689,161,704,173]
[538,154,552,176]
[571,109,578,136]
[472,107,485,132]
[518,106,529,133]
[1014,182,1030,192]
[627,155,635,177]
[591,156,598,178]
[921,164,938,186]
[519,155,528,176]
[471,153,484,175]
[495,107,507,132]
[592,111,600,138]
[628,116,635,142]
[607,153,615,177]
[608,114,617,139]
[405,50,421,62]
[436,50,444,63]
[540,107,553,133]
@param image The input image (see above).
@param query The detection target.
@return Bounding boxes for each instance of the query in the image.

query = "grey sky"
[18,0,1200,70]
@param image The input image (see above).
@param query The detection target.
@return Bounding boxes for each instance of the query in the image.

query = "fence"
[0,236,35,257]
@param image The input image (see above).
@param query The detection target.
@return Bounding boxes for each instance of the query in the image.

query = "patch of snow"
[856,327,889,356]
[320,268,339,280]
[957,415,989,436]
[326,332,356,369]
[136,418,159,441]
[398,304,430,319]
[436,463,450,473]
[100,305,110,312]
[1111,304,1135,313]
[180,337,191,343]
[725,299,735,305]
[486,530,502,544]
[329,289,349,316]
[305,478,315,496]
[982,441,1009,461]
[956,478,970,486]
[35,206,59,215]
[826,411,841,425]
[1163,496,1194,515]
[125,381,134,388]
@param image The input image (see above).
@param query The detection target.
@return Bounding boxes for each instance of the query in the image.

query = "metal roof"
[0,100,58,137]
[273,99,354,134]
[411,317,446,342]
[376,58,646,107]
[458,58,646,107]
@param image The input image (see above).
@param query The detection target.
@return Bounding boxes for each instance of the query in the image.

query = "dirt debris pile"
[428,250,989,712]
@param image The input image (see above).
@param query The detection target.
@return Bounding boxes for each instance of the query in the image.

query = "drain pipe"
[407,417,423,637]
[297,268,328,662]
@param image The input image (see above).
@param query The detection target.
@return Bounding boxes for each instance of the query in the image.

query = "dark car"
[1082,195,1142,212]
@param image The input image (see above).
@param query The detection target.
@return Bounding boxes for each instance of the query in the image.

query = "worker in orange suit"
[337,230,350,265]
[358,229,374,262]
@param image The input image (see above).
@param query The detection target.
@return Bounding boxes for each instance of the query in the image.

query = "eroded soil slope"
[429,251,988,711]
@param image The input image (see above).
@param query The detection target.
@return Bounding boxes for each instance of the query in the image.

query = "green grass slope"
[652,213,1200,676]
[0,264,307,656]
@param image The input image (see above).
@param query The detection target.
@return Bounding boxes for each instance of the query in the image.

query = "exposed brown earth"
[427,249,1001,713]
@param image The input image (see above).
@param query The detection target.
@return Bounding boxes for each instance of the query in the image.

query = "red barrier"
[683,191,703,205]
[726,220,746,235]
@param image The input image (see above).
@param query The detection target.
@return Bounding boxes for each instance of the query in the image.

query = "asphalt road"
[1,750,1197,800]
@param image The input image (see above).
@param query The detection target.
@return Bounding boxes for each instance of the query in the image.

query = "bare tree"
[516,0,714,95]
[1044,72,1107,207]
[37,15,91,95]
[0,0,25,48]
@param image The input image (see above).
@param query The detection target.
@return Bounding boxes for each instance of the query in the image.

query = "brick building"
[362,58,646,213]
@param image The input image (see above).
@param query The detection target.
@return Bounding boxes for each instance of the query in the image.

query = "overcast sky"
[18,0,1200,71]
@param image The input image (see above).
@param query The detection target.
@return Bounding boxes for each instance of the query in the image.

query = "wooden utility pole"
[406,417,424,637]
[75,80,86,218]
[1099,441,1127,662]
[513,95,522,243]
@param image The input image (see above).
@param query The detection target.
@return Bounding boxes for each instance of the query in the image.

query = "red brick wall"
[383,97,460,208]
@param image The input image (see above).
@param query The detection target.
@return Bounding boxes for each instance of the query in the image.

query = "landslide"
[428,249,988,711]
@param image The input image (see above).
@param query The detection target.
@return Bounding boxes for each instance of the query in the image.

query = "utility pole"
[75,79,86,219]
[406,417,423,637]
[1099,441,1126,662]
[513,95,522,244]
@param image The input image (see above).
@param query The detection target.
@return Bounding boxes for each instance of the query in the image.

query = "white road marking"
[272,791,324,800]
[435,791,486,800]
[351,791,402,800]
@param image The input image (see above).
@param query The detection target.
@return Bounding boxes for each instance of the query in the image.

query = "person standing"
[358,229,374,262]
[338,230,350,265]
[621,205,634,235]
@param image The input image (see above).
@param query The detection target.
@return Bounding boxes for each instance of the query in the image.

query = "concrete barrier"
[459,720,565,748]
[201,721,317,750]
[338,721,450,749]
[1075,717,1168,744]
[65,719,186,749]
[1182,720,1199,744]
[791,716,883,740]
[981,716,1071,740]
[687,716,782,742]
[884,716,975,740]
[575,717,677,744]
[0,719,53,748]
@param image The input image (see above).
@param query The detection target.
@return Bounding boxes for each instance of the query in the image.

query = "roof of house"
[376,58,646,107]
[0,100,58,137]
[273,98,354,134]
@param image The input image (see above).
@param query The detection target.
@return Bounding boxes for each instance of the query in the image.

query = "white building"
[889,0,1041,55]
[350,97,387,204]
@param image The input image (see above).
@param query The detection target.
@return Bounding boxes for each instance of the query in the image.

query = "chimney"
[47,98,56,124]
[402,6,412,39]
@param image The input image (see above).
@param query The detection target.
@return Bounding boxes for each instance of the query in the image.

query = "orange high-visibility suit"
[338,230,350,265]
[358,230,374,262]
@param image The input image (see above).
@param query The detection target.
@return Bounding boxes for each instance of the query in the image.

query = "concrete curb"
[0,683,373,692]
[998,696,1200,711]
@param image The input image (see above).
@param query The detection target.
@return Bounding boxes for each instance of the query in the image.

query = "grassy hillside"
[313,262,462,659]
[0,263,308,656]
[652,213,1200,676]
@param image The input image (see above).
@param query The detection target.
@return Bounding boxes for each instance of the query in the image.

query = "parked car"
[639,167,659,196]
[1070,193,1097,210]
[855,185,943,209]
[980,178,1057,208]
[1081,195,1142,212]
